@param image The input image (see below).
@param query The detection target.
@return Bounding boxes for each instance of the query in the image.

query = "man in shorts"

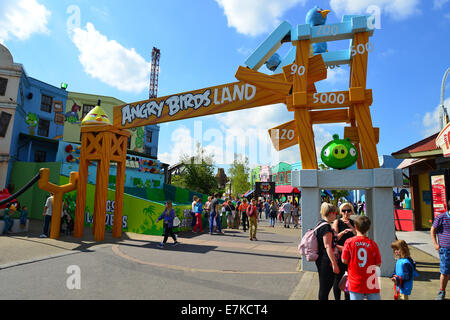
[431,201,450,300]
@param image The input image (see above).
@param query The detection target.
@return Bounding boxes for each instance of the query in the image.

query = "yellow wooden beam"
[235,66,291,96]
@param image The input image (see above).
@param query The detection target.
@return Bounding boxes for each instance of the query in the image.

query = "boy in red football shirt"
[342,216,382,300]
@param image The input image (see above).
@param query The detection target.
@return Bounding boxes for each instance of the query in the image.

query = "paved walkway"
[0,218,443,300]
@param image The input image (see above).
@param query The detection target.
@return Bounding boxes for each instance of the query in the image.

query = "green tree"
[228,155,250,198]
[172,143,219,195]
[330,190,350,206]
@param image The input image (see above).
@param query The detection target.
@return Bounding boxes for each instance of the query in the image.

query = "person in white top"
[283,201,292,228]
[191,196,198,231]
[40,193,63,238]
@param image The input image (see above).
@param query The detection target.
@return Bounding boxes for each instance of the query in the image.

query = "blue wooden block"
[308,21,354,43]
[245,21,292,70]
[291,24,311,41]
[321,49,351,66]
[273,46,296,74]
[351,16,369,32]
[342,15,361,22]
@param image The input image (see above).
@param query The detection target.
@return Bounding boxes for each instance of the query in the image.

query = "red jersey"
[342,236,382,294]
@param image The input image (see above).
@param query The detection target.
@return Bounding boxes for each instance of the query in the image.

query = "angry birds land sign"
[321,134,358,169]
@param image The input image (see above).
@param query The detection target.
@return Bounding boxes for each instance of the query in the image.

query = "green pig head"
[321,134,358,169]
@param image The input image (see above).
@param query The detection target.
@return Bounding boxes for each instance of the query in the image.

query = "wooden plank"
[245,21,292,70]
[235,66,291,96]
[113,81,285,129]
[282,54,327,84]
[344,126,380,144]
[269,109,350,151]
[286,89,372,111]
[268,121,298,151]
[310,109,349,124]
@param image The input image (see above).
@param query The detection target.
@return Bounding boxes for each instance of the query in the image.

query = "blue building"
[14,77,68,163]
[0,43,164,192]
[0,43,68,187]
[144,125,160,159]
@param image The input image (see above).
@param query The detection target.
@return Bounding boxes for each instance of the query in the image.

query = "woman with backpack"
[315,202,340,300]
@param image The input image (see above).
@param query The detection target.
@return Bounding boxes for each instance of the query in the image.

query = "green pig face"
[321,134,358,169]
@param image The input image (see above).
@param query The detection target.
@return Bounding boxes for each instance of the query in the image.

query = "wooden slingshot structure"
[38,168,78,239]
[236,16,380,170]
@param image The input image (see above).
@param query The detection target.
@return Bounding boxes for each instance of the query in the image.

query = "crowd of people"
[191,195,303,236]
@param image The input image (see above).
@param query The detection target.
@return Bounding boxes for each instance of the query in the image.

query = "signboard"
[268,120,298,151]
[431,174,448,219]
[255,182,275,198]
[436,122,450,157]
[113,81,285,129]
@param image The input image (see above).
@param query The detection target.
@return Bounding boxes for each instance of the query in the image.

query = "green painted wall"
[9,162,61,220]
[60,176,216,236]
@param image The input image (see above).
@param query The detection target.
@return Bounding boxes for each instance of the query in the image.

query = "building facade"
[0,44,163,193]
[63,92,160,159]
[271,162,292,186]
[0,44,68,188]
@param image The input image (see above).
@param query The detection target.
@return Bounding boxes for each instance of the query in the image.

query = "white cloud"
[0,0,51,43]
[434,0,449,9]
[329,0,421,20]
[158,126,195,165]
[71,23,150,93]
[323,67,348,85]
[215,0,305,36]
[422,98,450,137]
[213,103,339,167]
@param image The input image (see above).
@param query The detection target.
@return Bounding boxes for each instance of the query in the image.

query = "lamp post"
[439,68,450,131]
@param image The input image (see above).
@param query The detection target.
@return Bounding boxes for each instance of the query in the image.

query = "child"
[391,240,419,300]
[156,201,179,248]
[19,205,28,230]
[341,215,382,300]
[2,203,17,235]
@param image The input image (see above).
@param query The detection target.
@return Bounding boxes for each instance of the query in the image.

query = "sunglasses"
[342,209,352,213]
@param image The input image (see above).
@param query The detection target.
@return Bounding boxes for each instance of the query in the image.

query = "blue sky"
[1,0,450,169]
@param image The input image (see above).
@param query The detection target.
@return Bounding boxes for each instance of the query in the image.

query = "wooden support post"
[291,39,317,169]
[354,102,379,169]
[349,31,379,168]
[74,134,89,238]
[294,109,318,170]
[291,40,311,108]
[93,132,111,241]
[113,136,127,238]
[350,119,364,169]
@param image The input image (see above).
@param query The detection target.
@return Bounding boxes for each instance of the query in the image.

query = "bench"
[0,219,29,235]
